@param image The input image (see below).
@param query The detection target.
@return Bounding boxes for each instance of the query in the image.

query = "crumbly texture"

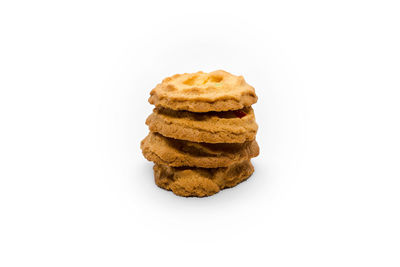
[154,160,254,197]
[140,132,259,168]
[148,70,258,112]
[146,107,258,143]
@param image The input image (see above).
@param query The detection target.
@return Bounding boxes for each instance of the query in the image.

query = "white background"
[1,0,399,266]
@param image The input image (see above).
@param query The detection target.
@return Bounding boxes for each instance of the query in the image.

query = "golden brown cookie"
[149,70,257,112]
[146,107,258,143]
[154,160,254,197]
[140,132,259,168]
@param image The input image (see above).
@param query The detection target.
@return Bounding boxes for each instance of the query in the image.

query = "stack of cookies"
[141,70,259,197]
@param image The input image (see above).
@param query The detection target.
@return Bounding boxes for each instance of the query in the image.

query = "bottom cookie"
[153,160,254,197]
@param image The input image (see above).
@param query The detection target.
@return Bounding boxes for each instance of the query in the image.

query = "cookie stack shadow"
[141,70,259,197]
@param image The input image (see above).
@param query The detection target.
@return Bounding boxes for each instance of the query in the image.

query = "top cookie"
[149,70,257,112]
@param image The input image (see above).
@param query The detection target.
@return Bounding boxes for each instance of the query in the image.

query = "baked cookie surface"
[140,132,259,168]
[149,70,257,112]
[146,107,258,143]
[154,160,254,197]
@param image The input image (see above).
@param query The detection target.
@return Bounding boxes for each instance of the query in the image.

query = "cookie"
[140,132,259,168]
[154,160,254,197]
[149,70,257,112]
[146,107,258,143]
